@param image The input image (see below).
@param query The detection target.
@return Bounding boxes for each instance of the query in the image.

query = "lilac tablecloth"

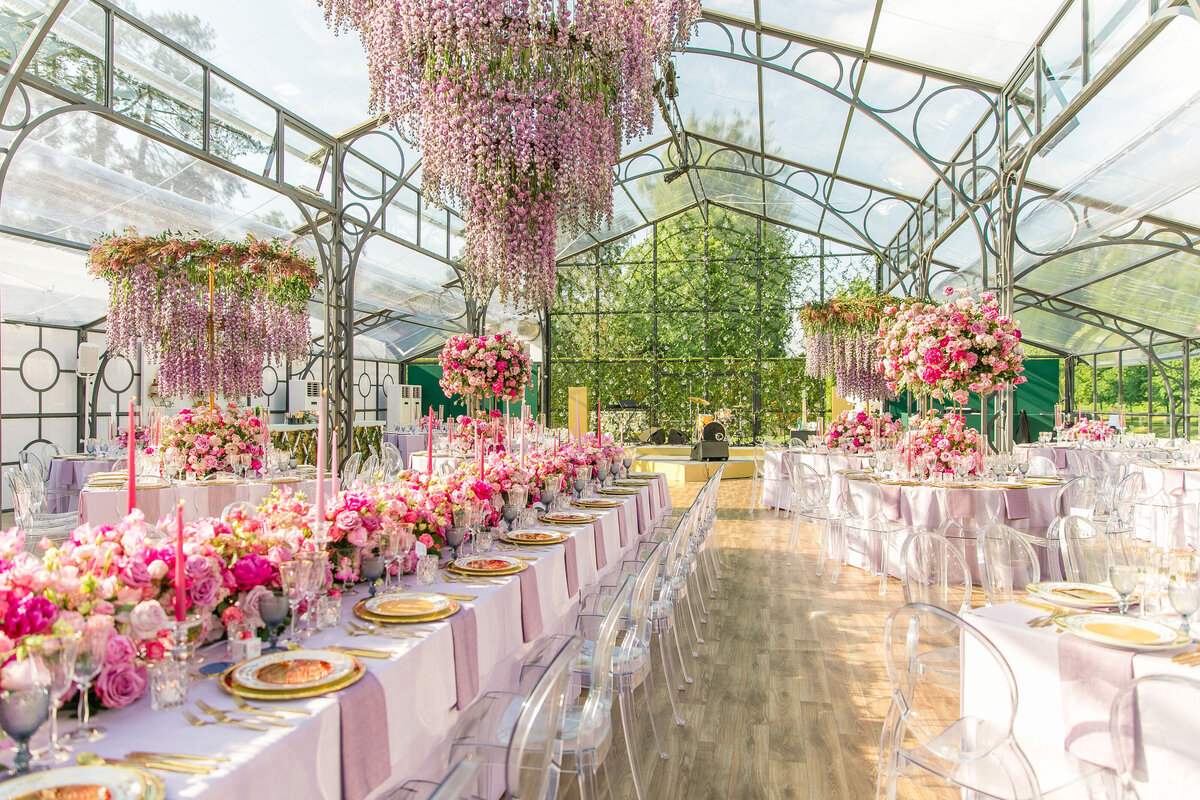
[78,478,331,527]
[761,450,873,511]
[47,456,120,513]
[383,432,426,465]
[61,482,660,798]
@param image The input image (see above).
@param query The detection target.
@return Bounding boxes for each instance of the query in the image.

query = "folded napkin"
[563,537,580,598]
[591,522,609,571]
[448,606,480,710]
[1003,487,1031,520]
[635,491,651,534]
[944,488,975,522]
[615,505,630,548]
[1058,633,1134,768]
[516,568,544,642]
[337,670,392,800]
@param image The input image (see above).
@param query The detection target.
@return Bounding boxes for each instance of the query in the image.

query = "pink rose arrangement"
[438,332,532,401]
[452,411,506,454]
[158,403,268,478]
[894,411,981,478]
[824,410,904,453]
[877,289,1027,403]
[1064,418,1116,442]
[114,424,150,451]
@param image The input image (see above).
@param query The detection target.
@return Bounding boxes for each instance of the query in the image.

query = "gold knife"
[127,751,230,763]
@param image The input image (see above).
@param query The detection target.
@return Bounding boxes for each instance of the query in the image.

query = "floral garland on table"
[799,296,893,399]
[876,288,1027,403]
[114,424,150,452]
[158,404,268,478]
[1064,418,1116,442]
[439,332,533,401]
[451,411,505,453]
[894,411,980,477]
[319,0,699,306]
[87,231,317,399]
[824,410,904,453]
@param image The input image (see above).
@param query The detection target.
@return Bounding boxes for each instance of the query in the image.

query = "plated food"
[538,511,598,525]
[447,554,526,577]
[502,529,568,545]
[219,649,364,699]
[572,499,622,509]
[1026,581,1124,609]
[0,764,164,800]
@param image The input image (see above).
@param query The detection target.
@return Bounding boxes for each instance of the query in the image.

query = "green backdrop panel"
[406,362,540,420]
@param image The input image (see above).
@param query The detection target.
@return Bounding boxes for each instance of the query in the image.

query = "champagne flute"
[66,621,112,742]
[31,633,79,763]
[1169,554,1200,639]
[279,560,312,644]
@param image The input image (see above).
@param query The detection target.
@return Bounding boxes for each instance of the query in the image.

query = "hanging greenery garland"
[87,230,318,399]
[797,296,893,399]
[318,0,700,307]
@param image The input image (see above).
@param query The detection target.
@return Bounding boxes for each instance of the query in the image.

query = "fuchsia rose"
[231,554,275,592]
[3,595,57,639]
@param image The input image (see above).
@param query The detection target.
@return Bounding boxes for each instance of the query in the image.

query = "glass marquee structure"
[3,0,1200,504]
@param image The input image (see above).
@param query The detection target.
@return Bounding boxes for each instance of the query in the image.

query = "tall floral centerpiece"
[799,296,892,399]
[824,409,904,453]
[1064,418,1116,442]
[88,232,318,399]
[877,288,1027,459]
[439,331,533,403]
[158,404,268,479]
[894,410,981,478]
[318,0,700,306]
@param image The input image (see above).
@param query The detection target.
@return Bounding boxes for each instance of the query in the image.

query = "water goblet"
[66,621,112,742]
[31,633,79,764]
[361,552,385,596]
[301,551,327,636]
[1169,554,1200,639]
[279,560,312,644]
[0,662,51,776]
[258,591,290,652]
[445,526,467,559]
[1109,564,1137,615]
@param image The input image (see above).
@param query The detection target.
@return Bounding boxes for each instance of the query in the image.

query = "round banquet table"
[409,452,463,474]
[78,477,331,527]
[383,432,426,465]
[47,455,121,513]
[761,449,873,511]
[1014,442,1138,477]
[831,474,1063,584]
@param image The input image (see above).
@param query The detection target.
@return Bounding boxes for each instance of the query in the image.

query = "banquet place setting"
[4,0,1200,798]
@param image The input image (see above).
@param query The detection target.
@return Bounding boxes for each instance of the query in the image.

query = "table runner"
[338,670,392,800]
[1058,634,1134,769]
[516,568,543,642]
[448,606,480,709]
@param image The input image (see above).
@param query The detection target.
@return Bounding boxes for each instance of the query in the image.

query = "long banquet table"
[79,478,332,526]
[70,475,672,799]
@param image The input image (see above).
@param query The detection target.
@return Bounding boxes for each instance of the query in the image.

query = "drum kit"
[688,397,744,443]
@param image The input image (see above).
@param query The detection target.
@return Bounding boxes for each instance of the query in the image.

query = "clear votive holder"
[318,595,341,630]
[475,527,499,552]
[148,659,188,711]
[416,554,439,586]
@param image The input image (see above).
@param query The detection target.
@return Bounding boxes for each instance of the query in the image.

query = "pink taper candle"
[331,426,339,496]
[478,432,484,479]
[127,397,137,514]
[427,412,434,473]
[597,398,601,441]
[174,500,186,621]
[315,389,326,521]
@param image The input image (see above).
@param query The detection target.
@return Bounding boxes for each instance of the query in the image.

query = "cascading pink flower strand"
[318,0,700,306]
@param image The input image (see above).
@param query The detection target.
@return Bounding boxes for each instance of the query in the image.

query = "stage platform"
[629,445,756,482]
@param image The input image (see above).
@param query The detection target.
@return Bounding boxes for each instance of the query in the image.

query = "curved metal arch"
[1013,232,1200,286]
[680,30,997,295]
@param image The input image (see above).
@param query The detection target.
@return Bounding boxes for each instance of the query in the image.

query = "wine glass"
[31,633,79,763]
[1109,564,1137,615]
[360,549,385,596]
[0,654,51,776]
[1169,554,1200,639]
[301,552,327,635]
[259,591,290,652]
[66,621,112,743]
[278,560,312,644]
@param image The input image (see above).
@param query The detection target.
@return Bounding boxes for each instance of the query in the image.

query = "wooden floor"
[584,476,936,800]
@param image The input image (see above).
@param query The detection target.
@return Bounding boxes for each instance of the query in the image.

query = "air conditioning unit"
[287,380,323,415]
[381,384,422,428]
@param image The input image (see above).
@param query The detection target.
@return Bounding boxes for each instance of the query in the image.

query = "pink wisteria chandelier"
[319,0,700,306]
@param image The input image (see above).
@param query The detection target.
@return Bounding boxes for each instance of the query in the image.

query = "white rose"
[129,599,170,641]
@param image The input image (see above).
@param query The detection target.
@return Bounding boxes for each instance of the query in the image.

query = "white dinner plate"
[1058,613,1185,650]
[231,649,358,692]
[0,763,162,800]
[364,592,453,619]
[1026,581,1122,609]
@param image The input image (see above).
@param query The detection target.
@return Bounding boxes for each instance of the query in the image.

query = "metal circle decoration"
[358,371,373,397]
[864,197,917,248]
[957,164,1000,204]
[823,178,871,215]
[850,59,926,114]
[1014,195,1080,256]
[19,348,59,392]
[101,355,134,394]
[790,48,844,91]
[261,365,279,396]
[912,85,998,167]
[784,169,820,199]
[381,373,395,385]
[341,130,407,201]
[1,83,32,130]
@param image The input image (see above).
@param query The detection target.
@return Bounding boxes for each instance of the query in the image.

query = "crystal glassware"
[279,560,312,644]
[66,620,112,743]
[416,554,438,586]
[1169,554,1200,638]
[1109,564,1137,615]
[301,551,327,638]
[0,655,51,776]
[361,552,385,596]
[259,590,290,652]
[148,658,188,711]
[31,633,78,764]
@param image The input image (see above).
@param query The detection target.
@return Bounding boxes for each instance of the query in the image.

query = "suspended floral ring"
[319,0,700,307]
[798,296,892,399]
[88,231,318,399]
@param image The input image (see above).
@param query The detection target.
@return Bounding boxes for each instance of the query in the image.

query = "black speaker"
[666,428,687,445]
[691,440,728,461]
[638,427,665,445]
[701,421,727,442]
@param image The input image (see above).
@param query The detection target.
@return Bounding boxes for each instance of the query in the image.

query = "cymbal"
[688,397,710,406]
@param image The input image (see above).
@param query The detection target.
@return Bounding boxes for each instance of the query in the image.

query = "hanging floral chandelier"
[319,0,700,306]
[797,296,893,400]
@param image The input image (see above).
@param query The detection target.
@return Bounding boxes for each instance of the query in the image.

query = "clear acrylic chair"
[841,477,907,596]
[1055,476,1099,519]
[878,603,1109,800]
[357,454,380,487]
[380,441,403,480]
[1105,472,1145,559]
[449,635,582,799]
[18,462,73,520]
[520,577,633,800]
[1131,499,1199,551]
[938,488,1004,572]
[1059,514,1115,583]
[900,531,971,617]
[388,758,483,800]
[1110,674,1200,799]
[751,443,786,516]
[6,468,76,542]
[341,451,363,488]
[1026,456,1059,478]
[787,460,839,572]
[976,524,1041,606]
[221,500,259,521]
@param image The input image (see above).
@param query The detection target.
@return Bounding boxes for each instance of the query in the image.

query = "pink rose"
[230,554,275,592]
[94,661,147,709]
[128,600,169,641]
[105,634,137,665]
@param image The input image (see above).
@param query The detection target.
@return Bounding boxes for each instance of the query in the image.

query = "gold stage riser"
[632,445,757,458]
[630,457,755,482]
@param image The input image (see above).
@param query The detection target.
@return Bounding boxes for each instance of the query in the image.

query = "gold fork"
[197,700,291,728]
[231,694,311,716]
[183,709,268,732]
[347,621,428,639]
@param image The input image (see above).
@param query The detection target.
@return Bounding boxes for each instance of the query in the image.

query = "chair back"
[753,443,767,479]
[883,604,1024,768]
[341,451,363,487]
[1131,500,1199,551]
[791,461,828,511]
[1111,471,1146,526]
[426,758,482,800]
[380,442,402,479]
[789,437,802,448]
[1055,476,1098,518]
[1109,674,1200,799]
[358,454,380,487]
[939,488,1003,541]
[841,478,882,523]
[5,469,34,527]
[627,543,665,648]
[900,531,971,616]
[17,449,50,481]
[221,500,258,521]
[1026,456,1058,477]
[1058,514,1114,582]
[976,524,1040,606]
[578,577,633,755]
[506,635,583,800]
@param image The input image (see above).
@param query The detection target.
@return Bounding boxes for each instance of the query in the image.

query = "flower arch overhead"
[319,0,701,306]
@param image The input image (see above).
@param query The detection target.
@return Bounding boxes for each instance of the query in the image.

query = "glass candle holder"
[416,554,439,586]
[148,659,188,711]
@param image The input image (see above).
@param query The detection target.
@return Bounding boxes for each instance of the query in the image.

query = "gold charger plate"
[502,529,568,545]
[614,480,652,487]
[201,478,240,486]
[600,488,640,496]
[447,555,528,577]
[219,658,364,700]
[0,763,165,800]
[538,512,598,525]
[267,476,300,484]
[354,598,460,625]
[1025,477,1065,485]
[573,499,623,509]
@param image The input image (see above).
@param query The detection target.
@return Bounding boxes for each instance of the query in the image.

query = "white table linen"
[79,479,331,526]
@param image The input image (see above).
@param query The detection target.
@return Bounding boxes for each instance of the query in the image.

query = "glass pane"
[113,17,204,147]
